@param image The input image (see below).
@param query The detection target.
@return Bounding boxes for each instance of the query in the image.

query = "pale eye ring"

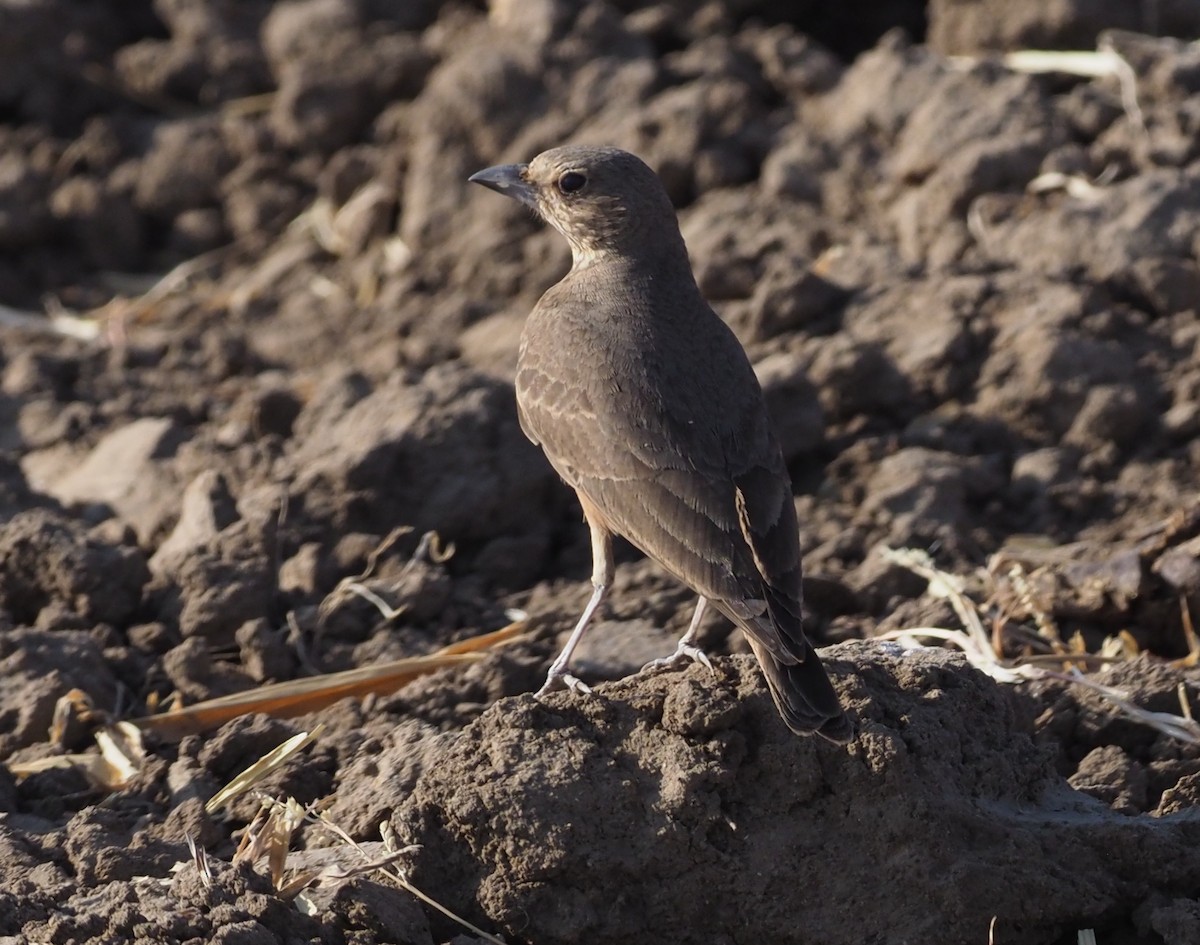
[557,171,587,195]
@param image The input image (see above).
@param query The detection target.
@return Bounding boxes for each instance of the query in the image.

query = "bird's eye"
[557,171,587,195]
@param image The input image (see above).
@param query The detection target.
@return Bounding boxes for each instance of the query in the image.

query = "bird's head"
[469,145,685,269]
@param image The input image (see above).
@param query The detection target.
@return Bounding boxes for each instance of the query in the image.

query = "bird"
[468,145,850,741]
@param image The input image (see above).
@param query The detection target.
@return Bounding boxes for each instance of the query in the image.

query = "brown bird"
[469,146,850,741]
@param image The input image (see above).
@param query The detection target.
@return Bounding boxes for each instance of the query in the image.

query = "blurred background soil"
[1,1,1199,943]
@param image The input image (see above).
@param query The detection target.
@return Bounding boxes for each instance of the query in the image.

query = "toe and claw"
[641,641,714,675]
[535,669,593,698]
[642,594,715,675]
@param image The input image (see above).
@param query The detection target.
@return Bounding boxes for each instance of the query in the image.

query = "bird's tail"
[746,637,852,743]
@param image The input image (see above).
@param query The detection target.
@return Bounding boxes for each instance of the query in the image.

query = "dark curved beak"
[468,163,537,209]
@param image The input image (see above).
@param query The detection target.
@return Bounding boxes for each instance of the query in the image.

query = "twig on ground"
[206,726,325,814]
[303,808,508,944]
[991,46,1146,135]
[1003,562,1063,650]
[185,833,214,889]
[952,43,1148,141]
[0,303,101,340]
[317,526,416,628]
[1176,597,1200,668]
[1036,670,1200,745]
[129,621,525,739]
[879,546,1200,747]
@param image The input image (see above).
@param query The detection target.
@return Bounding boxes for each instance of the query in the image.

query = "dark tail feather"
[747,638,852,743]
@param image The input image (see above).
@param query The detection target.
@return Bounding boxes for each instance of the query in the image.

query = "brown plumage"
[469,146,850,741]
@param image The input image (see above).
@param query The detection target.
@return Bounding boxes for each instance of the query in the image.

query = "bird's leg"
[642,595,716,674]
[536,518,613,697]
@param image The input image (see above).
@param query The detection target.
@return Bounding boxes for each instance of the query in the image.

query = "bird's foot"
[535,669,593,699]
[642,642,715,675]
